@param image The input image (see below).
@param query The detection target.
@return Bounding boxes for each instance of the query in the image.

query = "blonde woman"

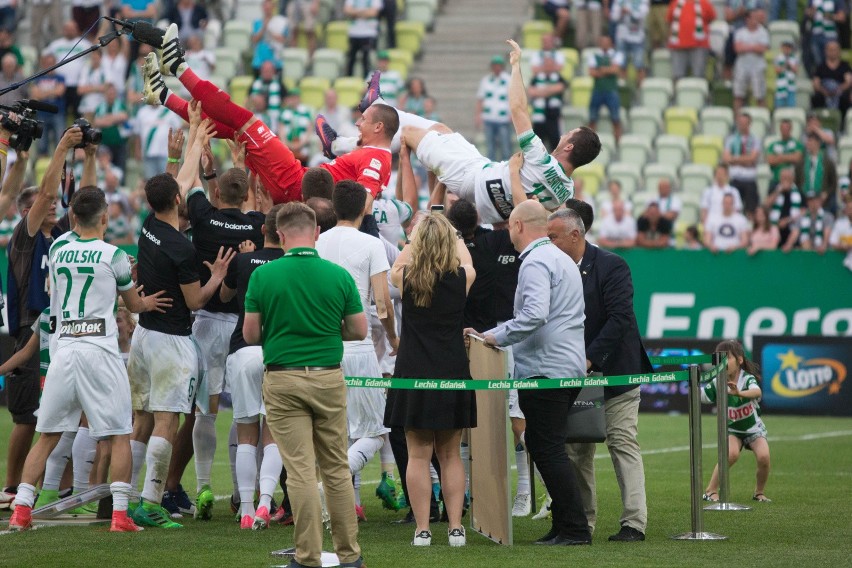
[384,213,476,548]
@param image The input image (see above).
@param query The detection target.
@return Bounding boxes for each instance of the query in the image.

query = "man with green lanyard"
[243,202,367,568]
[765,119,803,192]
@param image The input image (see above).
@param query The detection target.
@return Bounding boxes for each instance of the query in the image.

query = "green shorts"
[732,423,768,450]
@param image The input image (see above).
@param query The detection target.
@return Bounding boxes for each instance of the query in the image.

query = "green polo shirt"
[244,247,363,367]
[766,137,803,183]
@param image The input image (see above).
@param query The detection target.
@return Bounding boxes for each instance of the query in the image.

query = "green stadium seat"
[522,20,554,50]
[299,76,331,109]
[560,48,580,81]
[594,106,629,136]
[406,0,436,28]
[795,78,814,110]
[562,105,589,131]
[324,21,350,51]
[640,77,673,110]
[700,106,735,137]
[679,163,714,199]
[570,76,594,108]
[632,191,657,214]
[312,48,345,81]
[333,76,366,109]
[619,134,653,167]
[396,21,425,55]
[34,157,51,185]
[664,107,698,137]
[772,107,806,138]
[711,83,734,107]
[595,132,616,167]
[214,47,239,78]
[630,106,663,138]
[386,48,413,78]
[675,78,709,109]
[643,163,679,193]
[573,162,606,196]
[814,108,842,135]
[19,45,36,77]
[282,48,310,82]
[691,135,724,167]
[839,137,852,169]
[655,135,691,169]
[678,193,701,226]
[768,21,800,51]
[756,163,772,197]
[229,75,254,107]
[741,106,770,138]
[607,162,642,196]
[651,49,672,78]
[223,20,252,54]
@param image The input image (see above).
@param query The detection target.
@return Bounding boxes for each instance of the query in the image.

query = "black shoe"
[534,528,559,544]
[608,525,646,542]
[536,534,592,546]
[430,503,441,523]
[392,509,415,524]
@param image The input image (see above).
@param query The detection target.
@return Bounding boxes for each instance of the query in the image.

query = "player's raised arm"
[507,39,533,136]
[176,116,216,198]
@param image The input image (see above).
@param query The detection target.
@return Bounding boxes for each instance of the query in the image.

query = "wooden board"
[467,337,512,546]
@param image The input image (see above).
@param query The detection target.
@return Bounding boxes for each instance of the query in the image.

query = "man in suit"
[546,199,650,542]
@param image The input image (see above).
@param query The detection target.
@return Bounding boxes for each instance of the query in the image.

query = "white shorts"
[37,345,132,439]
[128,326,200,414]
[415,130,488,198]
[226,346,265,423]
[342,346,390,439]
[508,389,525,420]
[369,305,397,376]
[192,311,238,397]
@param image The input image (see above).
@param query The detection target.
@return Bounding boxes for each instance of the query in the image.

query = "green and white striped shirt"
[280,104,313,142]
[774,52,798,99]
[702,370,766,437]
[477,71,511,123]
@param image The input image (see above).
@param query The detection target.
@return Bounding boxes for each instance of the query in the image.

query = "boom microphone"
[104,16,165,47]
[18,99,58,114]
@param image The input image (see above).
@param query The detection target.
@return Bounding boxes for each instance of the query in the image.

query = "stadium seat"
[678,193,701,226]
[562,105,589,131]
[655,135,690,168]
[768,20,800,51]
[700,106,735,137]
[651,49,672,78]
[596,133,616,167]
[229,75,254,107]
[324,21,350,51]
[691,135,724,167]
[709,20,729,60]
[675,78,709,109]
[522,20,554,50]
[839,137,852,170]
[632,191,656,214]
[19,44,36,77]
[573,162,606,196]
[213,47,239,78]
[607,162,642,196]
[814,108,842,135]
[643,162,679,193]
[711,83,734,107]
[630,106,663,138]
[282,48,310,82]
[34,157,51,185]
[679,163,714,198]
[570,76,594,108]
[594,106,629,135]
[223,20,252,54]
[664,107,698,137]
[639,77,673,110]
[772,107,807,138]
[795,78,814,110]
[560,48,580,81]
[333,76,366,108]
[396,21,426,55]
[619,134,653,166]
[386,48,414,78]
[299,76,331,109]
[742,106,771,138]
[312,48,345,81]
[406,0,436,28]
[756,163,772,197]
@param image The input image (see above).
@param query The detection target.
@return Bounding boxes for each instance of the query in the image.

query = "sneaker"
[141,53,168,105]
[34,489,60,509]
[158,23,186,76]
[110,510,144,532]
[395,482,408,509]
[355,504,367,522]
[131,500,184,528]
[8,505,32,531]
[314,115,338,159]
[252,506,271,530]
[173,485,196,517]
[272,502,294,525]
[412,529,432,546]
[375,472,400,511]
[230,494,240,516]
[240,514,253,529]
[358,70,382,113]
[531,495,552,520]
[161,490,183,519]
[195,485,214,521]
[512,492,532,517]
[448,526,466,547]
[392,509,415,524]
[608,525,645,542]
[68,501,99,517]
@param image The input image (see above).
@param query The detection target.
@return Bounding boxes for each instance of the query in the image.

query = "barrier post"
[705,352,751,512]
[672,364,726,540]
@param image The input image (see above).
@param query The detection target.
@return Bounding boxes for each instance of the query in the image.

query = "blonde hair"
[405,214,460,308]
[116,306,137,335]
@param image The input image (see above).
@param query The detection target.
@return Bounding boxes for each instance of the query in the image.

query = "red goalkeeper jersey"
[320,146,392,198]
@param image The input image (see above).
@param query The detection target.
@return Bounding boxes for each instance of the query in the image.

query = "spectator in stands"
[599,180,634,219]
[774,40,799,109]
[77,50,107,119]
[532,34,565,73]
[46,21,93,118]
[769,0,797,21]
[380,0,398,49]
[636,201,673,248]
[31,54,66,157]
[541,0,571,44]
[344,0,382,77]
[0,52,25,108]
[94,83,131,171]
[166,0,208,36]
[72,0,102,42]
[375,50,405,108]
[806,0,847,71]
[400,76,428,116]
[105,201,136,246]
[250,61,285,129]
[828,197,852,270]
[0,28,22,68]
[656,177,682,223]
[802,131,838,204]
[748,205,780,254]
[133,104,183,181]
[794,192,833,252]
[612,0,650,85]
[812,41,852,118]
[575,0,606,49]
[96,147,125,187]
[667,0,716,80]
[476,55,513,161]
[723,112,761,215]
[529,51,566,151]
[0,1,14,32]
[117,0,158,21]
[701,163,744,222]
[184,32,215,80]
[422,96,440,122]
[704,193,750,252]
[252,0,285,76]
[30,0,63,50]
[722,0,766,81]
[733,9,769,112]
[766,119,804,191]
[766,167,803,247]
[649,0,671,49]
[804,112,837,162]
[249,93,273,126]
[319,89,357,136]
[682,224,703,249]
[0,199,18,249]
[102,37,130,96]
[597,200,637,248]
[288,0,320,55]
[279,88,313,164]
[587,35,624,142]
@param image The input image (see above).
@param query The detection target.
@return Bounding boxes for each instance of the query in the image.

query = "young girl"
[702,339,771,503]
[115,306,136,366]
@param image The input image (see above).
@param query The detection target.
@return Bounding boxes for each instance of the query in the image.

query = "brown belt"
[266,365,341,372]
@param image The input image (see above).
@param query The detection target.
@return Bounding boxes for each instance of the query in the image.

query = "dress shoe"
[608,525,646,542]
[537,534,592,546]
[534,528,559,544]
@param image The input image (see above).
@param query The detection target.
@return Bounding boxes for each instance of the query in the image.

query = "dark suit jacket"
[166,4,208,32]
[579,242,653,400]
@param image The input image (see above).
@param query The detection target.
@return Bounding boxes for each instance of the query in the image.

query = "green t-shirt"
[701,370,765,437]
[244,247,363,366]
[766,137,803,183]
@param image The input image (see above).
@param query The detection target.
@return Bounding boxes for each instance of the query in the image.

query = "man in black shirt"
[636,201,673,248]
[128,159,234,529]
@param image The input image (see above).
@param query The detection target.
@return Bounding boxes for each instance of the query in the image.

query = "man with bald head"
[466,200,591,545]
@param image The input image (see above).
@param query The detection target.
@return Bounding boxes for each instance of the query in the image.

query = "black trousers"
[533,109,562,152]
[347,36,377,77]
[519,386,590,540]
[730,178,759,215]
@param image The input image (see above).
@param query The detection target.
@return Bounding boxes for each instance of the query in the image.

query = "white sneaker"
[448,526,466,547]
[512,492,532,517]
[141,53,168,106]
[531,495,552,520]
[158,23,186,76]
[0,490,15,510]
[412,529,432,546]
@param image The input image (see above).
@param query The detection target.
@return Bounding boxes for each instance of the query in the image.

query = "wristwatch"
[203,170,217,180]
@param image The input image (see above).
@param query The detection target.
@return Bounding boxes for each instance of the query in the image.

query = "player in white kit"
[8,188,171,533]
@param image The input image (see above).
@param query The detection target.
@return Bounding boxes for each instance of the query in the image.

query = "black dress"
[384,268,477,430]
